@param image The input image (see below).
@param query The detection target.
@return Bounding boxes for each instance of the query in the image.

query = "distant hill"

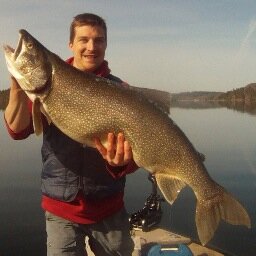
[217,83,256,102]
[170,83,256,103]
[169,83,256,113]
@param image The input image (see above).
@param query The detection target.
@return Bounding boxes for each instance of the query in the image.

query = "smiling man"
[4,13,138,256]
[69,19,107,72]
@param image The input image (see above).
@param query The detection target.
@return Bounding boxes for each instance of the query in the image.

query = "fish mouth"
[3,30,24,62]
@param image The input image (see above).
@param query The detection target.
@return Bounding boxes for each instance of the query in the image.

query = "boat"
[86,226,228,256]
[131,227,227,256]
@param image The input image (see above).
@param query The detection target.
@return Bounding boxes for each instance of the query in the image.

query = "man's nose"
[87,39,95,50]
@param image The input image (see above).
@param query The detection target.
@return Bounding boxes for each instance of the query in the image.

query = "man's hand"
[94,132,133,167]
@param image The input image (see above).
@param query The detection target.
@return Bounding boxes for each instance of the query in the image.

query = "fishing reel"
[129,174,164,232]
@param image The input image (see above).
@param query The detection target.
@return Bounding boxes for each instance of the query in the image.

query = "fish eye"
[27,42,33,49]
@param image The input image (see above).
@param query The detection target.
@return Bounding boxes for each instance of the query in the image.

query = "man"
[5,13,138,256]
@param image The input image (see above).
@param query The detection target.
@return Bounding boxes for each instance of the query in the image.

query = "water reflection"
[0,95,256,255]
[0,112,46,255]
[219,100,256,116]
[170,98,256,116]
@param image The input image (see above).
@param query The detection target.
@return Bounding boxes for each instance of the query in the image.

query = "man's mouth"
[84,55,97,59]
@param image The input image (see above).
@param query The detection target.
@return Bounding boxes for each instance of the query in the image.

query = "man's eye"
[79,39,89,43]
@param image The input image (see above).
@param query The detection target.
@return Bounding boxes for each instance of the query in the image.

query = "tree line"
[217,83,256,102]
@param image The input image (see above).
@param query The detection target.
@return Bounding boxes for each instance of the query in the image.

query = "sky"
[1,0,256,93]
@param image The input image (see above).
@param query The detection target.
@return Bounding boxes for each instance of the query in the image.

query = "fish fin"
[40,105,52,125]
[32,98,43,136]
[155,173,186,205]
[196,189,251,245]
[129,86,171,114]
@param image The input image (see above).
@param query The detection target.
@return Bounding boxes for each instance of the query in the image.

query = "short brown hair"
[69,13,107,43]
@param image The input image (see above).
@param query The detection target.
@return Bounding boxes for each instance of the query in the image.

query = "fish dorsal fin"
[129,86,171,114]
[32,98,43,135]
[155,173,186,205]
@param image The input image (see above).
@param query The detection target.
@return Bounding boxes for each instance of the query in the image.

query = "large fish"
[3,29,251,245]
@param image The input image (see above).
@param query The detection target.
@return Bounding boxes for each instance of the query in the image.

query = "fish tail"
[196,189,251,245]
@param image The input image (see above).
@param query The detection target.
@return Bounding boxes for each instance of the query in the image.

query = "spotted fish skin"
[3,29,251,245]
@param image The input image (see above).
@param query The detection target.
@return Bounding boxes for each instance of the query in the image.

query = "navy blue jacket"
[41,74,127,202]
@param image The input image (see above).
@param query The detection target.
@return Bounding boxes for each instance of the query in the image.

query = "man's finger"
[114,133,125,163]
[94,137,107,157]
[106,133,116,160]
[123,141,132,164]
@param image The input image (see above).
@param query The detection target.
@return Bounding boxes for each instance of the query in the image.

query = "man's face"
[69,25,107,72]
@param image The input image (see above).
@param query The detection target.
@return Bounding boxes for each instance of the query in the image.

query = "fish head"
[3,29,52,93]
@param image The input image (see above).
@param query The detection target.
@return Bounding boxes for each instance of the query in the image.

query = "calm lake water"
[0,107,255,256]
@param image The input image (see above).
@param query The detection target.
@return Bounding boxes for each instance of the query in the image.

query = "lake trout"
[3,29,251,245]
